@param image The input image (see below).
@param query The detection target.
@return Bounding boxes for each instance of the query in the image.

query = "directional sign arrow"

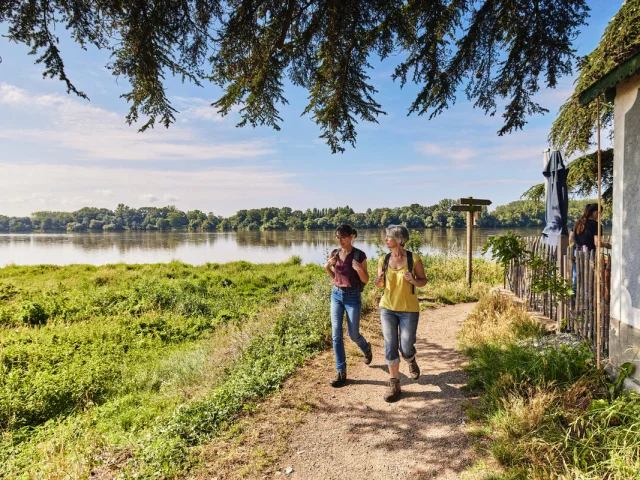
[459,198,492,206]
[451,205,483,212]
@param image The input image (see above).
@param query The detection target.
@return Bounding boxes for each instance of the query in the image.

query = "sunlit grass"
[462,293,640,479]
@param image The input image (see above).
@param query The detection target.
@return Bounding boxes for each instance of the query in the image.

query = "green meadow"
[0,254,500,478]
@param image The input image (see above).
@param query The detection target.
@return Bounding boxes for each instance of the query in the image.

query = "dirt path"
[276,303,478,480]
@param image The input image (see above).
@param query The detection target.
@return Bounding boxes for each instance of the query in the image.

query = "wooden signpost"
[451,197,492,287]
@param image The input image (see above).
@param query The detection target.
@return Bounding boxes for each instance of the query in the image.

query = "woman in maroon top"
[325,224,372,387]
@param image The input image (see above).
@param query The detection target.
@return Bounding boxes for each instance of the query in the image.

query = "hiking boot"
[363,343,373,365]
[329,370,347,387]
[383,378,401,402]
[408,358,420,380]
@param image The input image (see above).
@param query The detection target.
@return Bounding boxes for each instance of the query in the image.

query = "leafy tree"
[2,0,589,152]
[549,0,639,155]
[156,218,171,231]
[521,148,614,206]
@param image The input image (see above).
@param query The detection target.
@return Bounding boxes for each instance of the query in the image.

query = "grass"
[461,293,640,479]
[0,253,501,478]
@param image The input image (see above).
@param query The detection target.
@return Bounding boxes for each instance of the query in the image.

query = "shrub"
[17,301,48,326]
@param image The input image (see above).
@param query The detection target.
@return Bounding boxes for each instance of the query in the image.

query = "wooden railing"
[507,236,612,359]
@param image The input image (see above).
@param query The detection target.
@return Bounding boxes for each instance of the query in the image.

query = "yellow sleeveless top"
[378,252,420,312]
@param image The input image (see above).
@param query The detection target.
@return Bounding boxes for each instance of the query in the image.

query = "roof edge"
[578,50,640,105]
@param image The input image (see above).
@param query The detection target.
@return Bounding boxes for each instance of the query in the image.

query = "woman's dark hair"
[574,203,599,234]
[335,224,358,238]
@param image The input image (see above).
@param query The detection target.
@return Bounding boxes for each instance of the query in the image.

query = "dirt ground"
[276,302,478,480]
[191,302,479,480]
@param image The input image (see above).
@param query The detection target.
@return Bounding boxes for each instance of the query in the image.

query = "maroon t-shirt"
[332,248,367,288]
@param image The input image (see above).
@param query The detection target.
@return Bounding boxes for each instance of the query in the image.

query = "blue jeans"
[331,286,369,372]
[380,308,419,366]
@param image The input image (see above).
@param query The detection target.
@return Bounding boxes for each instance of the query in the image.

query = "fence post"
[556,235,568,330]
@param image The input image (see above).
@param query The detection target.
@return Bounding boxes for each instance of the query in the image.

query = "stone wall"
[610,73,640,385]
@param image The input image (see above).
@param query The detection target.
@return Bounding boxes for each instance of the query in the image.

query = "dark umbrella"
[541,150,569,246]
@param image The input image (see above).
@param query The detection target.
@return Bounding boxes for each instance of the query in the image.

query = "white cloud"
[96,189,115,197]
[0,83,274,162]
[462,178,540,186]
[415,142,477,168]
[140,194,159,203]
[357,164,445,176]
[0,163,303,216]
[0,84,28,104]
[173,96,242,123]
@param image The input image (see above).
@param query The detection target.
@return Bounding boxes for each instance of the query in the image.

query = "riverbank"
[0,255,500,477]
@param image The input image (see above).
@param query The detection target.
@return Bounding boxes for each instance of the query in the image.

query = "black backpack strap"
[382,253,392,277]
[353,248,361,263]
[406,251,415,294]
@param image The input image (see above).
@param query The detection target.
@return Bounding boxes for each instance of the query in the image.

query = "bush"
[461,293,640,479]
[17,301,47,326]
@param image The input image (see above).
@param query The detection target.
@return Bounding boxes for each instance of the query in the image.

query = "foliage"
[483,231,574,306]
[0,261,330,477]
[0,262,325,432]
[462,293,640,479]
[479,198,611,230]
[482,231,527,269]
[1,1,589,152]
[549,0,640,155]
[528,251,574,306]
[521,148,614,206]
[404,229,424,256]
[0,252,494,476]
[0,198,610,233]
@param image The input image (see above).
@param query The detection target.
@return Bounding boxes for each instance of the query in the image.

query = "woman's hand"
[326,255,338,269]
[403,270,415,284]
[374,274,385,288]
[351,259,363,272]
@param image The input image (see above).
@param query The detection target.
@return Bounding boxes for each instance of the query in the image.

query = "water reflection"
[0,228,546,266]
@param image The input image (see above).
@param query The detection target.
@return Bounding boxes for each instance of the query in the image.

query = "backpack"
[331,248,366,292]
[381,251,415,294]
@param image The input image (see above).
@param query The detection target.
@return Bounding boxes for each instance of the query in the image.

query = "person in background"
[374,225,427,402]
[569,203,612,295]
[325,224,372,387]
[570,203,611,252]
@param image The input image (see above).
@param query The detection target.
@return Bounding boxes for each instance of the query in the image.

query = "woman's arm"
[352,258,369,284]
[325,254,337,279]
[374,260,385,289]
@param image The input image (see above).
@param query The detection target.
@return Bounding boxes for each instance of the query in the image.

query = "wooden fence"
[507,236,612,359]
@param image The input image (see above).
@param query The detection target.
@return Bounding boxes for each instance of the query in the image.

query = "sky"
[0,1,620,218]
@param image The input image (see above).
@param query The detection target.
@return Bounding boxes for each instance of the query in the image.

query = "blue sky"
[0,1,620,217]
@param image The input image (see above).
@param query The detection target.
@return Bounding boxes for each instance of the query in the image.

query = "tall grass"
[0,253,501,478]
[462,293,640,479]
[0,261,328,477]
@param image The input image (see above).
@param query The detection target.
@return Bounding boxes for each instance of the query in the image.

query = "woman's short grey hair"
[386,225,410,246]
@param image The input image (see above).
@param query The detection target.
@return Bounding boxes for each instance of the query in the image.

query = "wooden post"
[596,96,603,368]
[557,234,569,330]
[451,197,492,288]
[467,197,473,287]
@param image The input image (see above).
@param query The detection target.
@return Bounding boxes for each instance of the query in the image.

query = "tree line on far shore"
[0,199,610,234]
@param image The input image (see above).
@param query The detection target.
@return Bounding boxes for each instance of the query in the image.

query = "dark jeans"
[330,286,369,372]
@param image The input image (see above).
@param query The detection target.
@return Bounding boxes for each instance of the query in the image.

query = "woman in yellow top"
[374,225,427,402]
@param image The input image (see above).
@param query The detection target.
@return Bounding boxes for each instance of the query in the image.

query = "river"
[0,228,556,266]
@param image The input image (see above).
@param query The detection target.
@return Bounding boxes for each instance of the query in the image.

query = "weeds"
[462,293,640,479]
[0,253,501,477]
